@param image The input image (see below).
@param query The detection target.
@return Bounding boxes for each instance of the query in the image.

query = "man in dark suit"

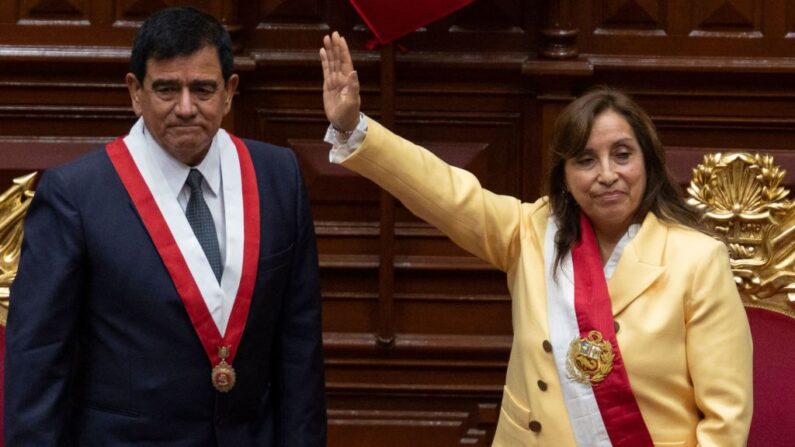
[4,6,326,446]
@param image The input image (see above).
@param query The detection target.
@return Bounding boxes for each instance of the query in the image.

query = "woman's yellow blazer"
[339,118,753,447]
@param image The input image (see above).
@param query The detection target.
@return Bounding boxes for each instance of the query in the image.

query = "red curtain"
[349,0,475,44]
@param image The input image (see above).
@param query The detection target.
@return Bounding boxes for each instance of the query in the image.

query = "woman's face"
[564,110,647,238]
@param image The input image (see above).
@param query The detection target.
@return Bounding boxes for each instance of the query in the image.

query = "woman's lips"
[594,191,627,203]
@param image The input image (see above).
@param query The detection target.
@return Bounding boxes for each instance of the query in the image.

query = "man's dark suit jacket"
[3,137,326,446]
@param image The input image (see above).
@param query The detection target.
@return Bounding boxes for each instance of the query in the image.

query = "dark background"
[2,1,794,445]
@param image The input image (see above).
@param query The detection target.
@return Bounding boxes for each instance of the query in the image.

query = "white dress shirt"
[126,119,246,335]
[142,125,227,264]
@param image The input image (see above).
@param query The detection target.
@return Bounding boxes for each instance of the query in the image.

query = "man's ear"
[223,74,240,115]
[125,73,144,117]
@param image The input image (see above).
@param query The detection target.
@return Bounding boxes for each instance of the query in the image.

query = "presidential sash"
[568,213,653,446]
[106,133,260,392]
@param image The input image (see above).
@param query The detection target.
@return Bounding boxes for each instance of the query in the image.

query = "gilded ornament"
[211,345,236,392]
[566,330,614,385]
[687,152,795,318]
[0,172,38,326]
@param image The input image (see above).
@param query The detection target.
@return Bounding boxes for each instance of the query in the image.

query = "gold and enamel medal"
[566,330,615,385]
[211,346,237,392]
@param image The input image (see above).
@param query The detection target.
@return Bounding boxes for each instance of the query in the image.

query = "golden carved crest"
[0,172,38,326]
[566,330,614,385]
[687,153,795,317]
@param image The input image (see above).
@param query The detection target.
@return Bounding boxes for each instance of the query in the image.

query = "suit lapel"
[608,212,667,316]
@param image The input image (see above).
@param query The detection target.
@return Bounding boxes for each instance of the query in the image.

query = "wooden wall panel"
[568,0,795,57]
[595,0,665,32]
[3,0,795,445]
[691,0,760,35]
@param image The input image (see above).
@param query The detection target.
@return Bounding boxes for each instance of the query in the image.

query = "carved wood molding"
[524,54,795,78]
[327,400,497,447]
[540,0,579,59]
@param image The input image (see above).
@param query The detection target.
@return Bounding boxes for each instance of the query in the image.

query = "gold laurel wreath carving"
[687,153,795,318]
[0,172,38,326]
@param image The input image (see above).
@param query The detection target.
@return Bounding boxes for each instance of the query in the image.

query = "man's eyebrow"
[149,79,219,89]
[189,80,218,89]
[150,79,180,89]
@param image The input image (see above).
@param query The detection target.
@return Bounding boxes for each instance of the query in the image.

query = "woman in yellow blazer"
[319,33,752,447]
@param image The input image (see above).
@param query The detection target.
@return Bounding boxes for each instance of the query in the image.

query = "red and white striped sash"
[545,213,653,446]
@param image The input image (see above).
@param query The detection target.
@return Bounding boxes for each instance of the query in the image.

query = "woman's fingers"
[321,32,356,91]
[319,47,331,89]
[339,35,353,74]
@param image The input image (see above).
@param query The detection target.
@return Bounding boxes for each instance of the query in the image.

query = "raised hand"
[320,32,361,132]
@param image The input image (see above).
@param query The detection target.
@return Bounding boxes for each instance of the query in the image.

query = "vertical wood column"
[215,0,244,137]
[377,43,396,347]
[540,0,579,59]
[213,0,242,53]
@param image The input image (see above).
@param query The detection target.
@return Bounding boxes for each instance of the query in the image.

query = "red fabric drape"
[349,0,475,44]
[0,325,5,447]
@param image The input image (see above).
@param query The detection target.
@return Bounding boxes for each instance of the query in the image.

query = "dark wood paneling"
[3,0,795,445]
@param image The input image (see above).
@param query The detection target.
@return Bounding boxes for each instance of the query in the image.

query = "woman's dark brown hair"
[547,86,700,269]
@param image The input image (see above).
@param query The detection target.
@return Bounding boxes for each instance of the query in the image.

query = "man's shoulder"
[236,137,299,171]
[29,143,122,210]
[239,138,292,158]
[46,143,114,180]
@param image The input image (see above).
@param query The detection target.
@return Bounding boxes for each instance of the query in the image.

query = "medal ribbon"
[571,212,653,447]
[106,135,260,370]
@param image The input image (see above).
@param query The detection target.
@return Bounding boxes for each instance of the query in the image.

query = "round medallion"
[566,330,614,385]
[211,359,236,392]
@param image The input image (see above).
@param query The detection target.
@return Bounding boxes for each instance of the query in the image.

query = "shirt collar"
[142,123,221,198]
[604,223,640,280]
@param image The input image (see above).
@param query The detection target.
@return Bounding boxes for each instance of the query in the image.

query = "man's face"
[126,46,239,166]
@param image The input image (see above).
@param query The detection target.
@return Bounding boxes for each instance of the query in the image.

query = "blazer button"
[537,380,548,391]
[542,340,552,353]
[528,420,542,432]
[614,320,621,333]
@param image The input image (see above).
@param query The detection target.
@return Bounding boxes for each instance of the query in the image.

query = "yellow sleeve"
[686,241,753,446]
[340,117,529,272]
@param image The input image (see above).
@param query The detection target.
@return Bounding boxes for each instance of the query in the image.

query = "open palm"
[320,32,361,131]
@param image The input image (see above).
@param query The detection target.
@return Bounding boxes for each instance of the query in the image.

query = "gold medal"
[211,346,236,392]
[566,330,614,385]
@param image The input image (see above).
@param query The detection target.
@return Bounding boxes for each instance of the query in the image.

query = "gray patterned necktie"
[185,169,222,282]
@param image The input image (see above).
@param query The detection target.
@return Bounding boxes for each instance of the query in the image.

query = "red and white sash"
[545,213,653,446]
[106,121,260,379]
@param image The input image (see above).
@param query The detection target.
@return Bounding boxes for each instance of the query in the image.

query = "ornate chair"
[0,172,38,447]
[687,153,795,447]
[0,173,38,325]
